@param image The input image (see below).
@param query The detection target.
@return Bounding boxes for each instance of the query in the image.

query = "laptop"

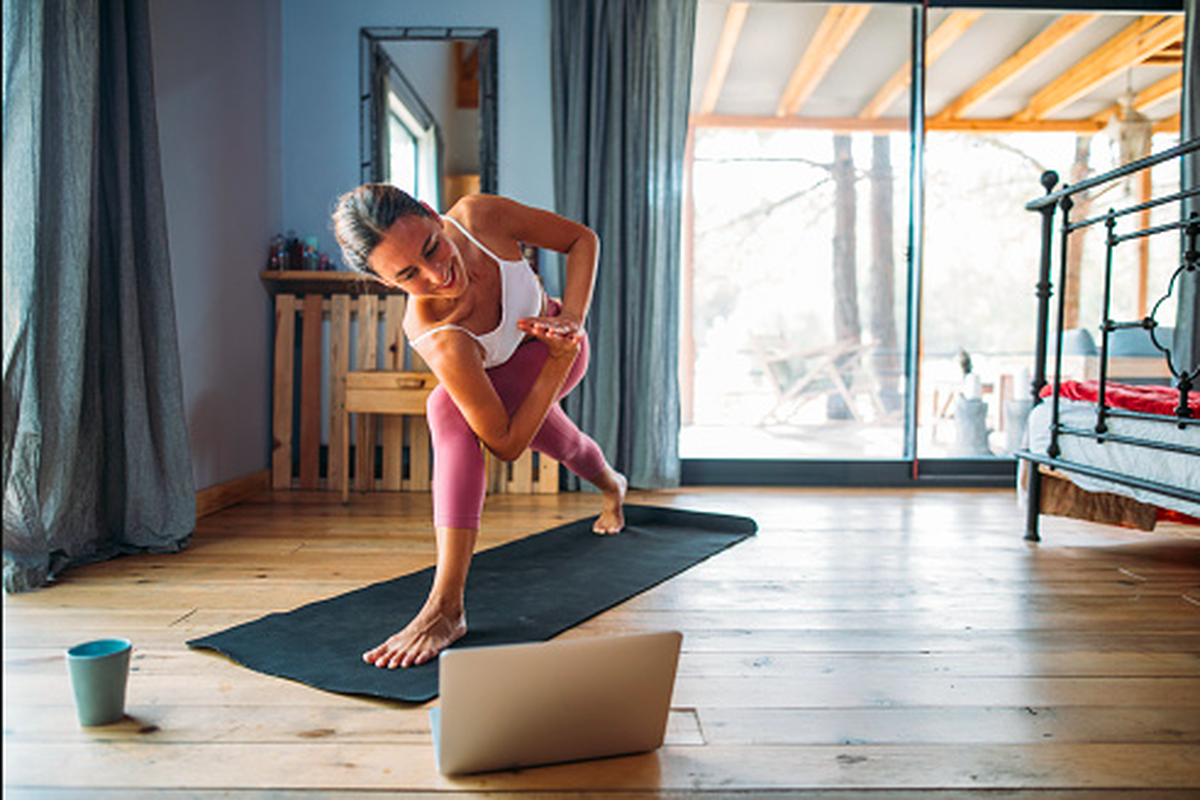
[429,630,683,775]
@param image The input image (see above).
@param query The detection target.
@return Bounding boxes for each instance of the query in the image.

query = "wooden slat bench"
[340,370,437,504]
[264,271,558,497]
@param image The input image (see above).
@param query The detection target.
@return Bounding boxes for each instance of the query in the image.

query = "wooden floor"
[4,487,1200,798]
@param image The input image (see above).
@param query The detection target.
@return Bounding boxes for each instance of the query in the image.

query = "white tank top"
[410,216,546,368]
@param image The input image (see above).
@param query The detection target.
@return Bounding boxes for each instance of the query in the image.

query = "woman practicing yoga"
[333,186,627,669]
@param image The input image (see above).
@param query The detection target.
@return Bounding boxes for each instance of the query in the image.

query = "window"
[380,64,441,209]
[683,3,1184,477]
[683,2,914,462]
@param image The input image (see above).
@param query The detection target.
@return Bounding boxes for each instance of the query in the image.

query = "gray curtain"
[550,0,696,489]
[1178,0,1199,378]
[3,0,194,593]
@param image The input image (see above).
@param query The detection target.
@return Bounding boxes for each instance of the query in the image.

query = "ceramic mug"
[66,638,132,726]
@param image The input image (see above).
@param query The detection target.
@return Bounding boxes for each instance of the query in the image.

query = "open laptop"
[429,630,683,775]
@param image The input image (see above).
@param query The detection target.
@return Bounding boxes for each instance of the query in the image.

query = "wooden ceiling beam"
[691,114,1184,135]
[776,5,871,117]
[1153,112,1181,134]
[689,113,1150,134]
[935,118,1105,133]
[694,113,907,133]
[1089,71,1182,123]
[1010,15,1184,122]
[699,2,749,115]
[859,10,983,120]
[1143,53,1183,66]
[933,14,1097,123]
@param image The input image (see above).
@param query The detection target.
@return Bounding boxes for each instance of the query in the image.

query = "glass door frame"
[681,1,1016,487]
[682,0,1184,487]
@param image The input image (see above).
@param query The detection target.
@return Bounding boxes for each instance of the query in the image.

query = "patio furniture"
[755,337,888,426]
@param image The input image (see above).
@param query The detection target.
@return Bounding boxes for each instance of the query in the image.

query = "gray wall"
[147,0,554,491]
[149,0,282,492]
[279,0,556,267]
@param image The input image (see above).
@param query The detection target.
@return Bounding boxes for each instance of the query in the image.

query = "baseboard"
[196,469,271,519]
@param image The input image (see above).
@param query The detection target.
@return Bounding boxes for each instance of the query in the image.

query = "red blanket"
[1040,380,1198,417]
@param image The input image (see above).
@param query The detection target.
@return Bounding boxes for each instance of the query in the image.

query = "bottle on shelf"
[267,234,285,270]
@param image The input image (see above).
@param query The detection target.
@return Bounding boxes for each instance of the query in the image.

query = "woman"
[332,186,627,669]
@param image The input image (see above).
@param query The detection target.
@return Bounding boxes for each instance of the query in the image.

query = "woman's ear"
[420,201,440,220]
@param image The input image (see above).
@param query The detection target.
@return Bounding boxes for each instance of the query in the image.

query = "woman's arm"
[416,328,580,463]
[459,195,599,339]
[415,195,596,461]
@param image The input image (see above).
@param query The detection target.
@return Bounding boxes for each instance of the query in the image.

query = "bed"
[1018,137,1200,541]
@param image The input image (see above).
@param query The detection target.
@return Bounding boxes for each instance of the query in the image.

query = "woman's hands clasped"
[517,314,583,359]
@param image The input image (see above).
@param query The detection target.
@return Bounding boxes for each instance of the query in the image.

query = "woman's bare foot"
[362,602,466,669]
[593,468,627,534]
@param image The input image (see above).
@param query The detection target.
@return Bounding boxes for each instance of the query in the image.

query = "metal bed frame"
[1019,137,1200,542]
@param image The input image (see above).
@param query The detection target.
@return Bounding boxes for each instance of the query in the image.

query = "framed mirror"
[359,27,498,212]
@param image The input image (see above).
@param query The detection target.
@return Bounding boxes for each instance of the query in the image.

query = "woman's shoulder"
[448,192,507,212]
[446,194,523,260]
[404,303,485,370]
[446,193,507,230]
[403,294,453,338]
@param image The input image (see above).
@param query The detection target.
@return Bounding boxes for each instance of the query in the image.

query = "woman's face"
[368,213,467,298]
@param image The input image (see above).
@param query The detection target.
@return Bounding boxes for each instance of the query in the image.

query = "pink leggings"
[426,329,608,530]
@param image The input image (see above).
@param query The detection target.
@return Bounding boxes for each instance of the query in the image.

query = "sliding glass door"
[681,2,1184,481]
[918,9,1184,460]
[682,2,915,462]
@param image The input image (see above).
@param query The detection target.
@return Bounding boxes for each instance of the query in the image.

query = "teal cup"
[66,638,132,726]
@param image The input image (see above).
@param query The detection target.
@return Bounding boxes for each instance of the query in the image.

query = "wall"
[279,0,555,268]
[148,0,553,490]
[149,0,282,491]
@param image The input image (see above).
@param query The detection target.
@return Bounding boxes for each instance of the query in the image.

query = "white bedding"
[1026,398,1200,519]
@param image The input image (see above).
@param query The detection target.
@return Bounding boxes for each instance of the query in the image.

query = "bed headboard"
[1018,138,1200,542]
[1025,138,1200,421]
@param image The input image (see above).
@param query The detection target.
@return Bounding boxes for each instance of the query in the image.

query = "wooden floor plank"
[6,702,1199,748]
[694,705,1200,746]
[4,487,1199,796]
[4,742,1200,791]
[8,667,1200,711]
[10,646,1197,679]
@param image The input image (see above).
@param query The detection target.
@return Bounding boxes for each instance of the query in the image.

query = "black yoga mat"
[187,504,755,703]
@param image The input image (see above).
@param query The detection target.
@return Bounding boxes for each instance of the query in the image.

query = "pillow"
[1109,326,1173,358]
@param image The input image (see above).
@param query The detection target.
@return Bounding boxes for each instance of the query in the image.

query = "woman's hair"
[331,184,433,275]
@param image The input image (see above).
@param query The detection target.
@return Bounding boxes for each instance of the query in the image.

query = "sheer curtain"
[550,0,696,489]
[3,0,193,592]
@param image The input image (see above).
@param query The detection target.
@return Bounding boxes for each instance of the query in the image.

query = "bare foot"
[593,468,627,534]
[362,603,466,669]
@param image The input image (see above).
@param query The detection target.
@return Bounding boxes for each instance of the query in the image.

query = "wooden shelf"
[259,270,403,296]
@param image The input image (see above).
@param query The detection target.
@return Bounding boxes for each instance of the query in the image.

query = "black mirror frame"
[359,27,498,196]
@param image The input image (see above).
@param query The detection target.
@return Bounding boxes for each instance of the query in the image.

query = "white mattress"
[1026,398,1200,519]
